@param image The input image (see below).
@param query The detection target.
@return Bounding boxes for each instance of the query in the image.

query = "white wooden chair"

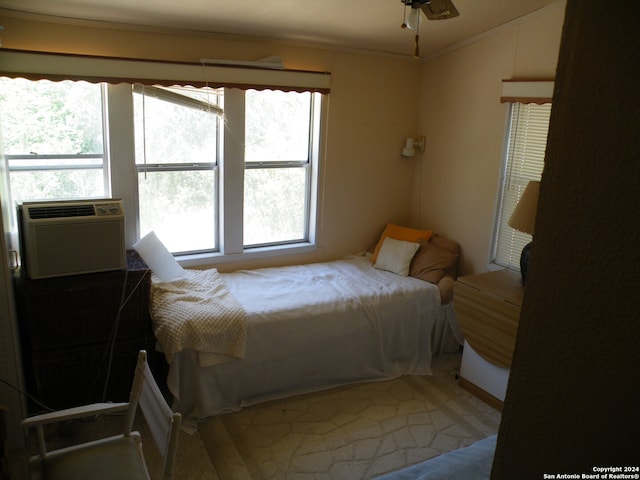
[21,350,181,480]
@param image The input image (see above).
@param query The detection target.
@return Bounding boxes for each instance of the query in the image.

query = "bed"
[137,225,464,431]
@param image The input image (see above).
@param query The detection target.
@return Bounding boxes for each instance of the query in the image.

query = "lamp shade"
[508,181,540,235]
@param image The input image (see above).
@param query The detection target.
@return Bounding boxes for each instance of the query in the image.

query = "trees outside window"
[0,78,106,204]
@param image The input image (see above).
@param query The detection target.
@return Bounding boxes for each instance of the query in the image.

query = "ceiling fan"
[401,0,459,22]
[400,0,459,57]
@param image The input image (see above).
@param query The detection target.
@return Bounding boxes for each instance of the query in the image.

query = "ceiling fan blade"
[420,0,459,20]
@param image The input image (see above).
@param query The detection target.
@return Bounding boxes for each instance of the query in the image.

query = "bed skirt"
[168,302,460,432]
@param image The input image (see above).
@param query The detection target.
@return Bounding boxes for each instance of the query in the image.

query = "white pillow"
[133,231,187,282]
[374,237,420,276]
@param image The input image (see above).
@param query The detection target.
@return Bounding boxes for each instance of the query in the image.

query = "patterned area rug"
[199,353,501,480]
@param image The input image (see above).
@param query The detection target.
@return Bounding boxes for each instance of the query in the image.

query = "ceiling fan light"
[405,7,421,30]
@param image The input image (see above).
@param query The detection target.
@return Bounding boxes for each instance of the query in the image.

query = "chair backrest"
[130,351,182,480]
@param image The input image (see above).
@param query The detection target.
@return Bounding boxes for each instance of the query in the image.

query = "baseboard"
[458,376,504,412]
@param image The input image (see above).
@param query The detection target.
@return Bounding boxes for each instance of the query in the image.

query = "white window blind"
[493,102,551,269]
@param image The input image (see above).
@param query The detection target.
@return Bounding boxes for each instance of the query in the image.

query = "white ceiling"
[0,0,560,58]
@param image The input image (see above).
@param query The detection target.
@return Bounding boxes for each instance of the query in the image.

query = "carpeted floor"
[8,352,500,479]
[199,352,501,480]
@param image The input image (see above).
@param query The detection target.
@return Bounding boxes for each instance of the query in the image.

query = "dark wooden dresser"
[14,251,153,413]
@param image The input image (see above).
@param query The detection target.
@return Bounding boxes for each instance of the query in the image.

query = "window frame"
[132,84,222,255]
[242,89,318,249]
[490,100,551,271]
[1,80,110,204]
[106,84,325,267]
[1,49,330,266]
[211,88,323,263]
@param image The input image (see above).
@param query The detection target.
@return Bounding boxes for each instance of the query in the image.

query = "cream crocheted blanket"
[150,268,247,367]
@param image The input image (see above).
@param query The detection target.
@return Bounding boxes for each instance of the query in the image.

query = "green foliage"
[245,90,311,162]
[0,78,103,155]
[10,170,103,203]
[0,78,105,202]
[133,91,218,165]
[244,167,306,245]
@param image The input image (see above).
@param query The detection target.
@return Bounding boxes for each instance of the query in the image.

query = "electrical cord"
[100,267,130,402]
[2,266,150,428]
[90,266,150,403]
[0,377,54,413]
[0,377,127,427]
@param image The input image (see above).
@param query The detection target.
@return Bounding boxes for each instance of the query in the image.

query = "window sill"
[176,242,317,268]
[487,262,520,273]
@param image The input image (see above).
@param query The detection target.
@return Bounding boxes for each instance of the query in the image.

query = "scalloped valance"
[0,49,331,93]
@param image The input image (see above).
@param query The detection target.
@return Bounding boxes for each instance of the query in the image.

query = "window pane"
[9,168,104,204]
[493,103,551,269]
[0,78,106,201]
[134,85,220,253]
[133,87,219,165]
[245,90,311,162]
[244,167,307,246]
[138,170,217,253]
[0,78,104,155]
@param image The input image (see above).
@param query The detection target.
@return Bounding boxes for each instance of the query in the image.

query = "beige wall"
[0,12,421,271]
[416,1,566,275]
[0,3,567,273]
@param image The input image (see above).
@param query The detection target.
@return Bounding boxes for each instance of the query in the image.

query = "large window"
[244,89,314,247]
[132,86,320,254]
[0,75,323,261]
[492,102,551,270]
[133,85,222,254]
[0,78,107,204]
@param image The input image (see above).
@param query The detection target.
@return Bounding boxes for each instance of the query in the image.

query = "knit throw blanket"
[150,268,247,367]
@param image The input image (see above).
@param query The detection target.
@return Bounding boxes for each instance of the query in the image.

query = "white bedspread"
[151,268,247,367]
[160,255,461,431]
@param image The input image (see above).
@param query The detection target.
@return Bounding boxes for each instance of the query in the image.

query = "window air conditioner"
[19,199,126,279]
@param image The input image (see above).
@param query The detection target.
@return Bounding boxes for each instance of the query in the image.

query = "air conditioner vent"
[28,204,96,219]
